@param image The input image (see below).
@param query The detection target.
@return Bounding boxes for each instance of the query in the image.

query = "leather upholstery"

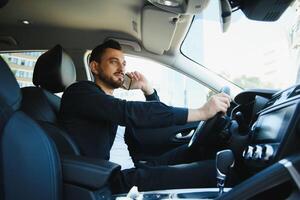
[0,0,8,8]
[33,44,76,93]
[21,87,59,123]
[1,53,120,200]
[0,57,21,130]
[62,155,121,190]
[21,88,80,155]
[2,112,62,200]
[0,57,62,200]
[21,45,78,155]
[38,121,80,155]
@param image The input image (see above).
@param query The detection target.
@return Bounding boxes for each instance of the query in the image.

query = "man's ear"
[89,61,99,75]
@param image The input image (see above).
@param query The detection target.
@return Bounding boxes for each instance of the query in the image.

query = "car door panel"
[125,121,199,160]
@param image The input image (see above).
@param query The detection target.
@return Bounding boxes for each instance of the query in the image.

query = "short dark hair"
[89,39,122,63]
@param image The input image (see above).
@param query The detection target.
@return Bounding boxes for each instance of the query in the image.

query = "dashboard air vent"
[288,85,300,98]
[265,93,282,107]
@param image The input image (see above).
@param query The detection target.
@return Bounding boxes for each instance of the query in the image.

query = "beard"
[96,69,124,89]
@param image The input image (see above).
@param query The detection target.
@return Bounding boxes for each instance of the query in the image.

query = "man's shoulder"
[66,81,98,90]
[63,81,103,96]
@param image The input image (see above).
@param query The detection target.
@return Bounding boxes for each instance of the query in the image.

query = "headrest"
[0,57,21,124]
[33,45,76,93]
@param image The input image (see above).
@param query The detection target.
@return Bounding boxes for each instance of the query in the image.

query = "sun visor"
[142,6,179,55]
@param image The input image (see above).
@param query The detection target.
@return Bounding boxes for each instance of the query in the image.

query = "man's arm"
[145,89,160,101]
[60,81,230,129]
[60,81,187,129]
[126,71,231,122]
[187,93,231,122]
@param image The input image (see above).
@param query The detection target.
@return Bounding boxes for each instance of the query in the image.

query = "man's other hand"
[126,71,154,95]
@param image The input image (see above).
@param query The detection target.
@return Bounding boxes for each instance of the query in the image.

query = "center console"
[242,85,300,169]
[114,150,235,199]
[114,188,231,199]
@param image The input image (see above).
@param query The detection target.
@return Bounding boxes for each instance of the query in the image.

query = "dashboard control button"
[243,146,254,159]
[253,145,263,160]
[262,144,274,161]
[242,147,247,158]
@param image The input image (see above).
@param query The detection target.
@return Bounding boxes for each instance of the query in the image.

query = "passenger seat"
[21,45,80,155]
[0,56,62,200]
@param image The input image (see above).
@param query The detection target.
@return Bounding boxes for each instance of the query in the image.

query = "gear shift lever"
[216,149,235,196]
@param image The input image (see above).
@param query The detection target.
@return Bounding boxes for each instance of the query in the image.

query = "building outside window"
[0,51,44,87]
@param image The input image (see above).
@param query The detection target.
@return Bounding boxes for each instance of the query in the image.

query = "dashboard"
[234,85,300,170]
[113,85,300,200]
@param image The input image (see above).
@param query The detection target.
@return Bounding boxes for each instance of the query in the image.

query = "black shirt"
[59,81,188,160]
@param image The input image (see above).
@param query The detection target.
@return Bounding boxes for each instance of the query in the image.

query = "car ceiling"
[0,0,143,35]
[0,0,193,55]
[0,0,245,96]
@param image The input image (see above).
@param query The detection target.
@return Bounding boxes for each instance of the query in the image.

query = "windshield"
[181,1,300,90]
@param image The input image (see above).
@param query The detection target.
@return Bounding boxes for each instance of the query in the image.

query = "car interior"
[0,0,300,200]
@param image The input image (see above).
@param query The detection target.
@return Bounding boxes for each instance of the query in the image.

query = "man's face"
[92,48,126,89]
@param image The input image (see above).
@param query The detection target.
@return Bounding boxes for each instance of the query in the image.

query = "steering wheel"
[188,87,231,150]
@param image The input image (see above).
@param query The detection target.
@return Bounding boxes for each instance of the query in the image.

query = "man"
[59,40,231,193]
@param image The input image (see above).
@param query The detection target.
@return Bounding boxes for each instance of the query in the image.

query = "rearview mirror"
[146,0,210,14]
[241,0,294,21]
[219,0,232,32]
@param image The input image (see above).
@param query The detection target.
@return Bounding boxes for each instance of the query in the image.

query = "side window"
[0,51,44,87]
[114,55,215,108]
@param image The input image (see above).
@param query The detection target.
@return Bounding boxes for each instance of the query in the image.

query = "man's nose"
[120,63,125,71]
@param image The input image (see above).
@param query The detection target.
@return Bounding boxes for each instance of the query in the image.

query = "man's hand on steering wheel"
[199,93,231,120]
[187,92,231,122]
[187,88,232,149]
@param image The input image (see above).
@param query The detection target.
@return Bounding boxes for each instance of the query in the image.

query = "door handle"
[175,130,195,139]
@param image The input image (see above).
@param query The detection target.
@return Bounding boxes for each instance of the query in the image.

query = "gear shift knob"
[219,86,231,95]
[216,149,235,195]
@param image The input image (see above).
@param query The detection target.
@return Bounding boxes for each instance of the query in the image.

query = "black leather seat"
[22,44,75,124]
[21,45,80,155]
[0,56,62,200]
[0,56,121,200]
